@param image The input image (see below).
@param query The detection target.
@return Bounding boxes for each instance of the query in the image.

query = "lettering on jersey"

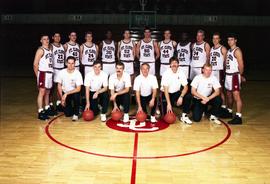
[210,51,220,66]
[68,47,80,60]
[85,49,96,62]
[226,54,233,70]
[178,48,189,62]
[103,46,115,59]
[161,45,173,59]
[45,53,53,68]
[192,47,203,60]
[141,44,153,57]
[54,50,65,64]
[121,45,133,58]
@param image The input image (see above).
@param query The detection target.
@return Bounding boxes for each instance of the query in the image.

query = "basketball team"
[33,27,245,125]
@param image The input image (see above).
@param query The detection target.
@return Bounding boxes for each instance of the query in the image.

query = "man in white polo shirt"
[161,57,193,124]
[191,63,222,124]
[109,62,131,123]
[56,56,83,121]
[133,63,159,123]
[84,61,109,122]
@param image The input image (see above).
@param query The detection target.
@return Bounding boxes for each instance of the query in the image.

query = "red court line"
[130,133,138,184]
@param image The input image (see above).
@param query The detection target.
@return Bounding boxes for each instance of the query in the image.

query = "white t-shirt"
[191,74,221,97]
[133,74,158,97]
[84,70,108,92]
[161,68,188,93]
[109,72,131,92]
[56,68,83,93]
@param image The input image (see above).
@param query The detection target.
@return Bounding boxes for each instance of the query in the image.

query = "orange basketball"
[136,111,147,122]
[83,110,94,121]
[164,112,176,124]
[111,110,123,121]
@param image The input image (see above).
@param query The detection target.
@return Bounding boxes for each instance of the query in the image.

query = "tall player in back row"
[190,29,211,80]
[64,31,80,70]
[136,27,160,75]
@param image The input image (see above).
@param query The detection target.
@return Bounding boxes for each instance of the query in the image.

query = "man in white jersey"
[56,56,83,121]
[99,30,117,75]
[51,32,65,112]
[84,61,109,122]
[109,62,131,123]
[80,31,99,78]
[134,63,159,123]
[176,32,192,81]
[190,29,211,80]
[225,33,245,124]
[191,64,222,124]
[159,30,177,76]
[161,57,193,124]
[33,34,54,120]
[64,32,80,70]
[136,27,160,75]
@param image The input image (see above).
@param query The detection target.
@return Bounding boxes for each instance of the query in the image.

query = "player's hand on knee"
[176,97,183,106]
[149,99,155,108]
[93,92,99,99]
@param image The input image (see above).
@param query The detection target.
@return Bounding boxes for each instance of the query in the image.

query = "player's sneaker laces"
[38,110,49,120]
[100,114,107,122]
[228,115,242,125]
[72,115,78,121]
[210,115,221,125]
[180,114,192,124]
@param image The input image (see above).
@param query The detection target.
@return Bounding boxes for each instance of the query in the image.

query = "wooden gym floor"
[1,77,270,184]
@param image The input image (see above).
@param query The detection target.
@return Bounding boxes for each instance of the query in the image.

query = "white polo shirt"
[133,74,158,97]
[161,68,188,93]
[84,70,108,92]
[191,74,221,97]
[109,72,131,92]
[56,68,83,93]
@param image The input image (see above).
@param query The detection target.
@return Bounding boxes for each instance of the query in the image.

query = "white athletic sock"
[227,108,233,113]
[38,108,43,113]
[221,105,226,109]
[49,102,53,106]
[45,105,50,110]
[236,113,242,117]
[56,100,61,105]
[182,113,187,117]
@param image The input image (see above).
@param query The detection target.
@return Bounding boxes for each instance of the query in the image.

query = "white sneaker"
[100,114,106,122]
[180,114,192,124]
[123,113,129,123]
[150,116,157,123]
[210,115,221,125]
[72,115,78,121]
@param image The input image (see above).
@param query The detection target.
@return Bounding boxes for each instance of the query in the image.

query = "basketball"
[83,110,94,121]
[164,112,176,124]
[136,111,147,122]
[111,110,123,121]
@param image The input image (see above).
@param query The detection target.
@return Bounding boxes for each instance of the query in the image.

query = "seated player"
[56,56,83,121]
[84,61,109,122]
[191,63,222,124]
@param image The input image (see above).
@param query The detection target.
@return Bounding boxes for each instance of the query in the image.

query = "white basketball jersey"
[65,43,80,67]
[176,42,191,66]
[119,40,134,61]
[191,42,207,67]
[39,47,53,72]
[51,43,65,69]
[226,47,239,73]
[159,40,175,64]
[139,39,155,63]
[81,43,97,66]
[102,41,116,62]
[210,46,224,71]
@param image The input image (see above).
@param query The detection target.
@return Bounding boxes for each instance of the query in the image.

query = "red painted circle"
[45,114,231,159]
[106,117,169,133]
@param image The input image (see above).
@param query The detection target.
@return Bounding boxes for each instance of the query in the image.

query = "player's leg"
[72,92,80,121]
[90,91,99,116]
[228,90,243,124]
[208,96,222,124]
[192,98,205,122]
[63,94,73,117]
[99,91,109,122]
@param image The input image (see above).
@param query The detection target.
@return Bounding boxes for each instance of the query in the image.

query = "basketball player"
[56,56,83,121]
[161,57,193,124]
[225,33,245,124]
[33,34,54,120]
[190,29,211,80]
[64,32,80,70]
[134,63,159,123]
[176,32,192,80]
[191,64,222,124]
[51,32,65,112]
[99,30,117,75]
[159,30,177,77]
[80,31,99,78]
[136,27,160,75]
[109,62,131,123]
[84,61,109,122]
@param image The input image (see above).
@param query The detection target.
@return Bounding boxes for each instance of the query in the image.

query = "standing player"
[134,63,159,123]
[51,32,65,112]
[64,32,80,70]
[136,27,160,75]
[80,31,98,78]
[159,30,177,77]
[84,61,109,122]
[225,33,245,124]
[176,32,192,80]
[33,34,54,120]
[190,29,211,80]
[109,62,131,123]
[99,30,117,75]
